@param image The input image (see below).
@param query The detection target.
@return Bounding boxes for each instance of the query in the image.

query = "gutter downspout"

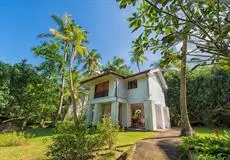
[146,73,151,100]
[115,78,118,101]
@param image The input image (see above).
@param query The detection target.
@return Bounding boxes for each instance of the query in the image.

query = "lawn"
[0,128,154,160]
[194,127,230,137]
[1,127,228,160]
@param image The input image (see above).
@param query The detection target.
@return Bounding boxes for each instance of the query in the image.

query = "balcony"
[94,90,109,98]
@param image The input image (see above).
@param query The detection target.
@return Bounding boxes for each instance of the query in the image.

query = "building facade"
[81,68,170,131]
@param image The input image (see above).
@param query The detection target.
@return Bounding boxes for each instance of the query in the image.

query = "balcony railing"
[94,90,109,98]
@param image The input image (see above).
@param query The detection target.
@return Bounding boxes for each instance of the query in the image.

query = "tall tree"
[41,14,88,122]
[103,56,133,76]
[33,40,63,126]
[130,36,148,72]
[130,51,147,72]
[117,0,230,136]
[47,14,71,126]
[82,49,101,76]
[67,23,88,121]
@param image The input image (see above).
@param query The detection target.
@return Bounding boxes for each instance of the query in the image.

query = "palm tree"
[82,49,101,76]
[130,51,147,72]
[103,56,133,76]
[43,14,72,126]
[63,71,88,121]
[68,23,88,121]
[49,14,88,122]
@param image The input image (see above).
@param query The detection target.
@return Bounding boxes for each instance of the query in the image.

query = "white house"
[80,68,170,131]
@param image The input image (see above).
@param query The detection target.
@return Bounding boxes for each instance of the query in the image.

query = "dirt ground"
[118,129,181,160]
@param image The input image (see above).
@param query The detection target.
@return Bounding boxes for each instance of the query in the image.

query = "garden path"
[118,128,181,160]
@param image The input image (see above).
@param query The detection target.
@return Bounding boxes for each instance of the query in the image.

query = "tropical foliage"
[165,66,230,127]
[0,60,58,130]
[48,117,119,160]
[181,132,230,160]
[103,56,133,76]
[117,0,230,136]
[82,49,102,76]
[130,50,147,72]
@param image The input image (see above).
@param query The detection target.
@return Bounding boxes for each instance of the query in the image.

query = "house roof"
[80,69,153,84]
[80,71,125,84]
[80,68,168,89]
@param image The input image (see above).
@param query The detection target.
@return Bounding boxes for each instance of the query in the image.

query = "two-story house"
[80,68,170,131]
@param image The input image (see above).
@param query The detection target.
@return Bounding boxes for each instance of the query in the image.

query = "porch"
[86,101,128,127]
[86,100,170,131]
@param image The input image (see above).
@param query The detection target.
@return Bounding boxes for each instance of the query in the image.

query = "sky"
[0,0,161,72]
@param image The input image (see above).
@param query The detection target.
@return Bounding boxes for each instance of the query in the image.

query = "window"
[94,81,109,98]
[128,80,137,90]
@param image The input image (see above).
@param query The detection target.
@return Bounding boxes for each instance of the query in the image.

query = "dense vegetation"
[181,132,230,160]
[165,66,230,127]
[0,60,58,130]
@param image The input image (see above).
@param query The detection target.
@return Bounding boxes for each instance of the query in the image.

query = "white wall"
[117,78,127,99]
[119,103,127,127]
[148,74,166,106]
[127,77,148,103]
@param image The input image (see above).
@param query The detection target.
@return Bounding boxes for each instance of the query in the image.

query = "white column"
[165,107,171,128]
[152,102,157,130]
[111,101,119,125]
[160,105,166,129]
[86,104,93,125]
[126,103,131,127]
[144,100,157,131]
[93,104,102,125]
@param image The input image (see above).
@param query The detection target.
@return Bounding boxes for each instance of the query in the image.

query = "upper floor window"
[94,81,109,98]
[128,80,137,90]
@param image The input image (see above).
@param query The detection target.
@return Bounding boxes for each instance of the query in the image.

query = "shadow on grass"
[94,144,133,152]
[143,135,180,140]
[26,128,54,138]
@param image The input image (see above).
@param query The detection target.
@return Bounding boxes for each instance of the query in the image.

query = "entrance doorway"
[130,103,145,129]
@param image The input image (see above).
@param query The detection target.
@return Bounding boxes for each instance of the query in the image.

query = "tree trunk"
[21,120,27,131]
[52,48,68,127]
[68,51,78,122]
[63,105,73,121]
[180,38,193,136]
[69,67,78,122]
[137,61,141,72]
[40,118,45,128]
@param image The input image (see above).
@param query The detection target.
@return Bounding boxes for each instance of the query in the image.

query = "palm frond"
[51,14,64,29]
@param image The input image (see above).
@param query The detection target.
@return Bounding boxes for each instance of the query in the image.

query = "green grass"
[0,128,154,160]
[98,131,155,159]
[0,128,53,160]
[194,127,230,137]
[2,127,227,160]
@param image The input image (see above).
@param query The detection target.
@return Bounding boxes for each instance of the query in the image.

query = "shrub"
[180,131,230,160]
[48,117,119,160]
[96,116,119,149]
[0,131,28,147]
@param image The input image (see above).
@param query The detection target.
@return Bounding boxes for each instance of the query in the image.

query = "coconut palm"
[68,23,88,120]
[103,56,133,76]
[130,51,147,72]
[82,49,101,76]
[38,14,72,126]
[49,14,88,121]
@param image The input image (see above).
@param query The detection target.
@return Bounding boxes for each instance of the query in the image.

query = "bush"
[180,132,230,160]
[48,117,119,160]
[96,116,120,149]
[0,131,28,147]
